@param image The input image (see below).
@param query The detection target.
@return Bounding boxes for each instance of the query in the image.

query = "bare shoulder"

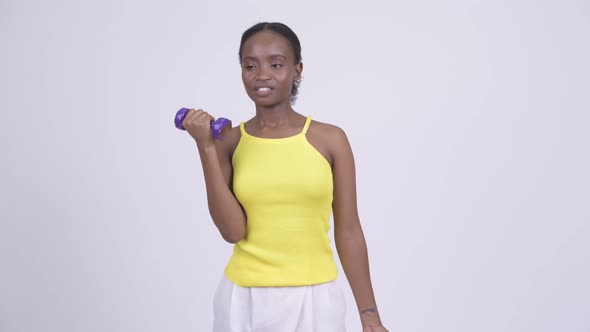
[308,119,350,147]
[307,119,351,167]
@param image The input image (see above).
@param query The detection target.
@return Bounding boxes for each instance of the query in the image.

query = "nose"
[255,67,271,81]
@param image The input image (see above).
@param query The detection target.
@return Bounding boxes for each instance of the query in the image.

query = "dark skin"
[182,30,388,331]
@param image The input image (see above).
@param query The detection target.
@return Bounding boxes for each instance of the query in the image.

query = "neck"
[254,101,296,128]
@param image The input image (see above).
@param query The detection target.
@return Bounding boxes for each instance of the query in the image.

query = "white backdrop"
[1,0,589,331]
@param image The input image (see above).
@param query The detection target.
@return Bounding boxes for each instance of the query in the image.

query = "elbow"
[210,208,247,244]
[335,222,363,240]
[223,233,242,244]
[221,227,245,244]
[335,224,364,248]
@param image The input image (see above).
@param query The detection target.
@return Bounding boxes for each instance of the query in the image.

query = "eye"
[243,64,256,71]
[271,63,284,69]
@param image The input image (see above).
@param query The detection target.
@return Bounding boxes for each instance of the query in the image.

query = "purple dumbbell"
[175,107,232,140]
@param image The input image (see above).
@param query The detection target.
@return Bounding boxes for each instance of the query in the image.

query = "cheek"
[241,71,252,85]
[274,69,291,81]
[281,72,296,89]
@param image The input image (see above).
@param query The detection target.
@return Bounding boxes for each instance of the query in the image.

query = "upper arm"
[214,126,240,190]
[330,126,361,232]
[215,141,232,189]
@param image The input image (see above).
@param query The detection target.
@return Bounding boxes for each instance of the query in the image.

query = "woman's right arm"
[183,109,246,243]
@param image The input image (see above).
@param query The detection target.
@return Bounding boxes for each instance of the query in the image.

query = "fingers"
[182,108,214,128]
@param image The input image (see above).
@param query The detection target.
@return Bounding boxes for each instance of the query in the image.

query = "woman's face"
[240,31,302,107]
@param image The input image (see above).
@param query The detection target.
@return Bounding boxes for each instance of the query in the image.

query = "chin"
[254,98,278,107]
[252,96,291,108]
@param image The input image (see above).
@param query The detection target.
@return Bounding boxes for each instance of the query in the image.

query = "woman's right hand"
[181,108,216,146]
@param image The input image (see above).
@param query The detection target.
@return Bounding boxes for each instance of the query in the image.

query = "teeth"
[257,87,271,91]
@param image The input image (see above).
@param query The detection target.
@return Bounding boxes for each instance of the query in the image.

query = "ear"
[295,62,303,81]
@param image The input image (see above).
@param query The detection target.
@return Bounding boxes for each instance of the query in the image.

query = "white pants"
[212,275,347,332]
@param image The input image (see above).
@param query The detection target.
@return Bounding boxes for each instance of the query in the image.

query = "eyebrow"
[241,54,288,62]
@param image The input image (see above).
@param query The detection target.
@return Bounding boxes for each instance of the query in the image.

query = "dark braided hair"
[239,22,302,104]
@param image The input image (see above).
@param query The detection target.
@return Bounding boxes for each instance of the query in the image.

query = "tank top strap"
[301,116,312,135]
[239,122,246,135]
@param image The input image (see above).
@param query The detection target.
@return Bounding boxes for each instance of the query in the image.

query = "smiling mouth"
[254,87,273,96]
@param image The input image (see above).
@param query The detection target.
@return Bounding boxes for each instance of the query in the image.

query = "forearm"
[335,224,383,327]
[196,143,246,243]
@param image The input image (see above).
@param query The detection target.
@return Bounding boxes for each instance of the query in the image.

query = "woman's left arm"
[329,126,388,332]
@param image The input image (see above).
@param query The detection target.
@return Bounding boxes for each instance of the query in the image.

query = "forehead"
[241,30,294,59]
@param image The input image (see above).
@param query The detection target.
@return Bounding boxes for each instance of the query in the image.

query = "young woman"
[182,22,389,332]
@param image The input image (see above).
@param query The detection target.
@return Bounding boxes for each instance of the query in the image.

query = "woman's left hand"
[360,308,388,331]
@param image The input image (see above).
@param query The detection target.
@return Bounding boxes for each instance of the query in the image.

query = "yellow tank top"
[224,116,338,287]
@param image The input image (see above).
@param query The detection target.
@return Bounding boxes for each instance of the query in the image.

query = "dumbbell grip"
[175,107,232,140]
